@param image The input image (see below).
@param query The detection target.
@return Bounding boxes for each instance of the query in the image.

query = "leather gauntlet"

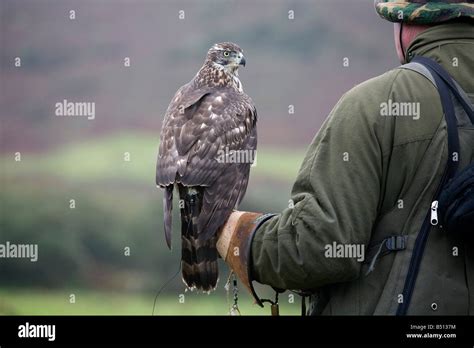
[217,211,276,307]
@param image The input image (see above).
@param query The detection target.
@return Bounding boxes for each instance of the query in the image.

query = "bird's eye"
[223,51,230,57]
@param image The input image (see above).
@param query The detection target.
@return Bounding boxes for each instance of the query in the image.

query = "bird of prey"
[156,42,257,292]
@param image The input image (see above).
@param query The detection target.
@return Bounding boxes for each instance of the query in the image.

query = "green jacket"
[251,22,474,315]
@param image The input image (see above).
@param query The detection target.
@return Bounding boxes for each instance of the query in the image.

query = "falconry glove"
[217,211,277,307]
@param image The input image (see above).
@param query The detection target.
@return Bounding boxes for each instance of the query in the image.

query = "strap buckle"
[366,235,407,275]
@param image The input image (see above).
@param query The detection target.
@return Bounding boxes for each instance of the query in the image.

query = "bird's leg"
[186,189,200,236]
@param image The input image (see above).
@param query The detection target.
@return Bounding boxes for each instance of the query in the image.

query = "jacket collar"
[406,22,474,93]
[407,22,474,61]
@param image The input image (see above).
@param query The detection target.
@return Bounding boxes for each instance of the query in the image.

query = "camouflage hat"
[375,0,474,24]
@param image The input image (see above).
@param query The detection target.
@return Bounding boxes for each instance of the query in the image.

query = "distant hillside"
[1,0,398,152]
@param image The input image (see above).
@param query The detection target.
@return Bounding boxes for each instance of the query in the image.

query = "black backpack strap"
[410,56,461,179]
[364,59,463,276]
[413,56,474,124]
[395,57,466,315]
[364,58,463,277]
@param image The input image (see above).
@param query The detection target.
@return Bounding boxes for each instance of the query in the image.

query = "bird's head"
[206,42,246,74]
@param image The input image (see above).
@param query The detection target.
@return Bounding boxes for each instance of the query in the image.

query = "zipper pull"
[430,200,438,225]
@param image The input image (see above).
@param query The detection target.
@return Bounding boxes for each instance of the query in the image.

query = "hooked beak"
[239,55,246,67]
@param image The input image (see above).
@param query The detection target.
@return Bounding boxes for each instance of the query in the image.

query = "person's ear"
[393,23,406,64]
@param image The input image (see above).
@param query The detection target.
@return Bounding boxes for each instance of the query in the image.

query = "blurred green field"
[0,132,306,314]
[3,132,306,184]
[0,289,301,315]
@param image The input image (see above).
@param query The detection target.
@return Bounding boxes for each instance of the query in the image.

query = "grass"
[2,132,306,184]
[0,132,306,316]
[0,289,301,316]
